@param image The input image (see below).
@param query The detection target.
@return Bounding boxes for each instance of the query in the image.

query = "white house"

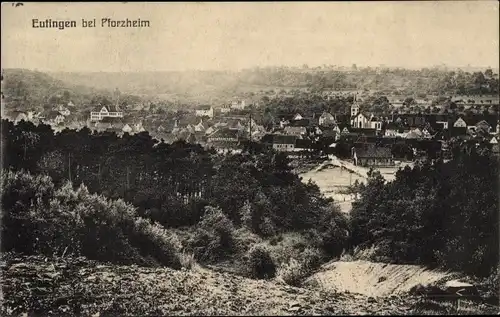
[453,117,467,128]
[195,105,214,118]
[122,123,133,133]
[293,113,303,121]
[90,105,123,121]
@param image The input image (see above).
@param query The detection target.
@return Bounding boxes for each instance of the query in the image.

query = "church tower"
[350,94,360,117]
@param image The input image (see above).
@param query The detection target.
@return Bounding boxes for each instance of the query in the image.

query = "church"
[350,97,370,129]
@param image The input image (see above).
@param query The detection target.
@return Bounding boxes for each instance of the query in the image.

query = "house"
[231,100,246,110]
[352,145,394,167]
[194,119,206,132]
[57,105,71,116]
[284,126,307,137]
[122,123,133,133]
[293,113,303,121]
[290,118,311,127]
[90,104,123,121]
[261,134,298,152]
[453,117,467,128]
[279,118,290,129]
[43,110,66,125]
[14,112,28,124]
[205,126,215,135]
[369,116,383,131]
[405,129,422,140]
[207,128,240,142]
[475,120,491,134]
[186,124,196,134]
[350,101,371,129]
[195,105,214,118]
[351,112,370,129]
[134,122,145,133]
[383,122,399,137]
[219,104,231,113]
[228,119,246,131]
[319,112,336,127]
[490,137,499,155]
[295,139,314,152]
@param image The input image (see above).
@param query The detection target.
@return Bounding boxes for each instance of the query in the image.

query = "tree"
[485,68,493,78]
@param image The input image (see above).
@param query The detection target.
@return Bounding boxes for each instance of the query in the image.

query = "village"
[7,92,500,169]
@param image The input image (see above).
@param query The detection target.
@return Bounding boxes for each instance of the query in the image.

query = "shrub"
[233,227,263,254]
[277,258,307,287]
[300,247,324,271]
[189,206,236,263]
[179,252,197,270]
[1,170,182,269]
[246,245,276,279]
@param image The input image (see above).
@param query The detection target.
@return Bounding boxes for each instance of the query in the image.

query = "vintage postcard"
[1,1,499,315]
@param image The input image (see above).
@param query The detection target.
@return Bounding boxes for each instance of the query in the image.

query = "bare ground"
[1,255,423,316]
[2,255,497,315]
[305,260,453,297]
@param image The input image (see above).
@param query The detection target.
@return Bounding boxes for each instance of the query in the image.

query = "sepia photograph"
[1,1,499,315]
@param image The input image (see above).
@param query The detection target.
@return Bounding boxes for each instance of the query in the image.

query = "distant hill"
[1,68,113,109]
[49,67,499,101]
[1,69,148,115]
[49,70,241,104]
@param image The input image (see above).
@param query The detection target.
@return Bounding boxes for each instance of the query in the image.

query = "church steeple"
[351,94,360,117]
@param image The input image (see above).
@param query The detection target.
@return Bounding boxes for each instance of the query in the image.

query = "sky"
[1,2,499,72]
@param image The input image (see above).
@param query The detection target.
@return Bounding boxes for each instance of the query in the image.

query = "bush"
[246,245,276,279]
[179,252,197,270]
[277,258,307,287]
[189,206,236,263]
[479,264,500,300]
[1,170,182,269]
[300,247,324,271]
